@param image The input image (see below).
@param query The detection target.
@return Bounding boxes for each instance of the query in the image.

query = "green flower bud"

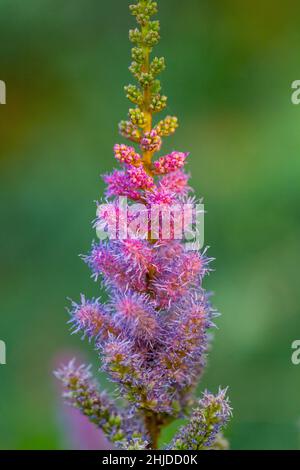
[144,29,160,48]
[126,438,148,450]
[150,94,167,112]
[155,115,179,136]
[130,1,158,26]
[138,72,154,88]
[129,108,146,128]
[131,47,144,63]
[129,61,141,78]
[129,28,143,44]
[119,120,141,142]
[149,20,160,32]
[150,57,166,76]
[112,430,125,442]
[151,79,162,94]
[125,84,144,105]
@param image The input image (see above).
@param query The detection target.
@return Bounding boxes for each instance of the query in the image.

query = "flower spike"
[56,0,231,451]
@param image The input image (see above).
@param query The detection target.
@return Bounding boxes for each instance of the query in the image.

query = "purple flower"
[68,295,119,341]
[103,170,142,200]
[112,291,160,345]
[159,170,191,196]
[56,0,231,450]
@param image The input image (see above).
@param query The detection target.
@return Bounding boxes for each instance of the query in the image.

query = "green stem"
[141,43,153,172]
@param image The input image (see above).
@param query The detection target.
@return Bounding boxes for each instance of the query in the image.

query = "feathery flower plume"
[69,295,119,341]
[169,388,232,450]
[54,360,144,448]
[56,0,231,450]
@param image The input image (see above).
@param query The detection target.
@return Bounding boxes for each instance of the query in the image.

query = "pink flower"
[113,292,160,344]
[140,130,162,153]
[69,295,119,341]
[159,170,191,195]
[84,242,149,293]
[145,187,176,206]
[153,151,189,174]
[57,0,232,450]
[118,240,155,273]
[127,165,154,189]
[103,170,142,200]
[151,250,211,308]
[114,144,141,165]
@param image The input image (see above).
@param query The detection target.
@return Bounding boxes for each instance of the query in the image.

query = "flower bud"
[155,116,179,136]
[129,108,146,128]
[150,94,167,112]
[114,144,142,165]
[140,129,162,152]
[118,120,141,143]
[150,57,165,76]
[124,84,143,106]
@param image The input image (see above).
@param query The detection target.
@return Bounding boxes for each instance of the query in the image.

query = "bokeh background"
[1,0,300,450]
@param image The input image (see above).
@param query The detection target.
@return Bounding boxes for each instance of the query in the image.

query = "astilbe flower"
[114,144,141,165]
[68,295,119,341]
[153,151,189,174]
[169,389,232,450]
[159,170,191,196]
[54,360,147,449]
[140,129,162,152]
[127,165,154,189]
[103,170,142,201]
[56,0,232,450]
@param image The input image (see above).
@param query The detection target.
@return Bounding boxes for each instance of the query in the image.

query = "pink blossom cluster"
[153,151,189,174]
[140,130,162,152]
[108,144,189,201]
[114,144,141,165]
[127,165,154,189]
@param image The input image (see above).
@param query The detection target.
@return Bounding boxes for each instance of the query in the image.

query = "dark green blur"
[1,0,300,449]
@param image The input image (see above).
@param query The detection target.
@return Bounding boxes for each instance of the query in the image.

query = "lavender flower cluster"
[56,0,232,450]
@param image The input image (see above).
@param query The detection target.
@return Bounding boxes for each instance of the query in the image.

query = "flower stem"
[144,413,162,449]
[141,44,153,171]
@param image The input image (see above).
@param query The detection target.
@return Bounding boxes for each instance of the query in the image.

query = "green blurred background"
[1,0,300,450]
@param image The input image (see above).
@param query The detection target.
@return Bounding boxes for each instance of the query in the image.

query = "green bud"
[129,108,146,128]
[131,47,144,63]
[129,61,141,78]
[126,438,148,450]
[130,1,158,26]
[112,431,125,442]
[138,72,154,88]
[114,415,122,427]
[129,28,143,44]
[149,20,160,32]
[124,84,143,105]
[144,32,160,48]
[150,57,166,76]
[151,79,162,94]
[155,115,179,136]
[150,94,167,112]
